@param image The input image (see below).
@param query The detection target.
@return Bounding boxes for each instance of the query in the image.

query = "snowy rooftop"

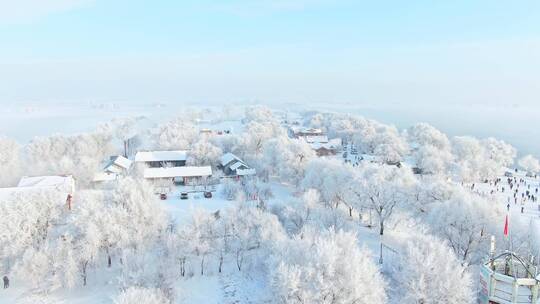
[304,135,329,144]
[17,175,75,193]
[292,127,323,135]
[144,166,212,178]
[229,161,248,171]
[135,150,188,162]
[109,155,132,170]
[310,138,342,150]
[104,156,133,174]
[220,152,242,167]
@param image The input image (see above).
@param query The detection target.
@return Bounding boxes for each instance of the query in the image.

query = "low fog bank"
[0,101,538,158]
[290,102,540,159]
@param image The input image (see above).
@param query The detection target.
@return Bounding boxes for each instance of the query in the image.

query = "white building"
[135,150,212,185]
[135,150,187,168]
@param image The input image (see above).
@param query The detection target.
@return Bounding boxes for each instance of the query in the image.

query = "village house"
[220,153,256,177]
[310,138,343,156]
[289,126,325,139]
[93,155,133,183]
[288,126,342,156]
[135,150,212,186]
[144,166,212,186]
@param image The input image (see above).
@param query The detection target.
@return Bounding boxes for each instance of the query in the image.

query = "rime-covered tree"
[394,233,474,304]
[269,228,387,304]
[155,117,198,150]
[0,136,22,187]
[519,155,540,174]
[187,138,222,167]
[354,163,416,236]
[24,132,114,185]
[452,136,515,182]
[262,136,315,185]
[426,189,502,266]
[407,123,454,175]
[302,158,357,214]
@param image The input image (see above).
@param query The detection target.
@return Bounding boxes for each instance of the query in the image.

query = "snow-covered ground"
[2,104,540,304]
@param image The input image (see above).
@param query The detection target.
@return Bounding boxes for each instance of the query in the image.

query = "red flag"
[503,215,509,237]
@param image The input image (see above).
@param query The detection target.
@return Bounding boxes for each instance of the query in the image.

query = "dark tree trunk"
[200,256,205,275]
[236,251,243,271]
[218,255,223,273]
[180,258,186,277]
[81,261,89,286]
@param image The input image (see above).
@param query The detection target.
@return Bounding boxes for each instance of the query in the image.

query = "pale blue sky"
[0,0,539,105]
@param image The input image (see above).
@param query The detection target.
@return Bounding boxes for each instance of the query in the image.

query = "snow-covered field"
[1,104,540,304]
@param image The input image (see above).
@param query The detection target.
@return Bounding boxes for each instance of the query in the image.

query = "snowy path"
[218,272,270,304]
[220,273,244,304]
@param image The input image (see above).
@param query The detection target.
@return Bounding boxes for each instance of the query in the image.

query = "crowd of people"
[472,170,540,215]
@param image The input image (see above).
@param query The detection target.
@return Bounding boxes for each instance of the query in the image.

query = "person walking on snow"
[3,276,9,289]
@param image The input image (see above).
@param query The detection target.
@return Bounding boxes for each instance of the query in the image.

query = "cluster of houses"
[289,126,342,156]
[92,150,255,190]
